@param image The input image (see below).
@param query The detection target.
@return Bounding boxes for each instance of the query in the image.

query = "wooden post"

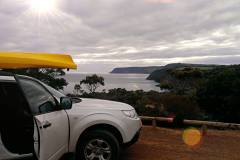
[201,124,208,136]
[152,118,157,128]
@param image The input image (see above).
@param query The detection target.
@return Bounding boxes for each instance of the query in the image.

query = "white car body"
[67,98,142,152]
[0,73,142,160]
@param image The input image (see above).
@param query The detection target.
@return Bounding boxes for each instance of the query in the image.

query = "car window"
[0,82,30,115]
[18,78,57,115]
[41,82,65,99]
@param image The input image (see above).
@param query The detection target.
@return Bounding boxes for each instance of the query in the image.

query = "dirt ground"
[120,126,240,160]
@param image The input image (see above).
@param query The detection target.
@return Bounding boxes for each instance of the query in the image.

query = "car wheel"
[76,130,120,160]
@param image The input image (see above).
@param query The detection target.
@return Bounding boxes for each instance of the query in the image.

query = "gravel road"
[121,126,240,160]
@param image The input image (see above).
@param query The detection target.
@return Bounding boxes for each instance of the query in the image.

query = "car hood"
[72,98,133,110]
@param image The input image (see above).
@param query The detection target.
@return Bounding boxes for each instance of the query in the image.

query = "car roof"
[0,70,14,76]
[0,71,16,82]
[0,71,42,82]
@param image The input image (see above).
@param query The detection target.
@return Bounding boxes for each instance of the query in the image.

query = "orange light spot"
[183,128,202,147]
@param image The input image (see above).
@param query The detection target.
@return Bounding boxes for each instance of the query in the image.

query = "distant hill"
[147,63,217,82]
[110,66,163,74]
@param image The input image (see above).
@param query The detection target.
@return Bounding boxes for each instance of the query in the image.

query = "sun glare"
[183,128,202,148]
[29,0,57,15]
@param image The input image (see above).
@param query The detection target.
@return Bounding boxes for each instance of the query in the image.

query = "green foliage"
[197,65,240,123]
[154,64,240,123]
[80,74,105,93]
[170,67,203,79]
[74,84,84,95]
[3,68,67,90]
[159,93,202,119]
[79,88,202,120]
[159,81,173,90]
[159,68,204,94]
[147,63,216,82]
[70,65,240,123]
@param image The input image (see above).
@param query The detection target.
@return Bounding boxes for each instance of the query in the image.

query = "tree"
[160,68,203,94]
[74,84,83,95]
[197,65,240,123]
[80,74,104,93]
[3,68,68,90]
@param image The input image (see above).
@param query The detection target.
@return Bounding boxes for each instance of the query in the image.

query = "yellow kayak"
[0,51,77,69]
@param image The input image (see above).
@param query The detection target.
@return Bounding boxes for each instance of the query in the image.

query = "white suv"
[0,71,142,160]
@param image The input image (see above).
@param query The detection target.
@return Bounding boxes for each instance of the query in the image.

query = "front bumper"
[123,128,141,148]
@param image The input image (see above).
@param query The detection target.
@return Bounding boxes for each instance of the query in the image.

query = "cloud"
[0,0,240,72]
[145,0,176,4]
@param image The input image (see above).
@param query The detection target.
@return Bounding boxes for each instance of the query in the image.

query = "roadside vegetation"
[6,65,240,124]
[70,65,240,124]
[154,65,240,123]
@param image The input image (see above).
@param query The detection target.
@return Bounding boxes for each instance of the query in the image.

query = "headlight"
[122,110,138,119]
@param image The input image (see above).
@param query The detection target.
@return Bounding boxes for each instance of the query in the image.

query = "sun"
[29,0,58,15]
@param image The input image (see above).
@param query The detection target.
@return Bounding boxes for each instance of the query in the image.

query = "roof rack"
[0,71,14,76]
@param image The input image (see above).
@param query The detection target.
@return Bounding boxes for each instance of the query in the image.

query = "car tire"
[76,130,120,160]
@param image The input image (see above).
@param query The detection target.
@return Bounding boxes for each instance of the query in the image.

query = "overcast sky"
[0,0,240,73]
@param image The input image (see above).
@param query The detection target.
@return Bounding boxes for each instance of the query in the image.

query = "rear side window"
[0,82,29,112]
[18,78,57,115]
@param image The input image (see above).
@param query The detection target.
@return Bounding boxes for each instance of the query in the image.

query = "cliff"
[110,66,163,74]
[147,63,217,82]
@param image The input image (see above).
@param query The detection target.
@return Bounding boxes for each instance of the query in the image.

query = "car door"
[17,76,69,160]
[0,77,34,160]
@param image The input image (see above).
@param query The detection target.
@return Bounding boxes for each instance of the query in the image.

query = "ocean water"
[62,73,160,94]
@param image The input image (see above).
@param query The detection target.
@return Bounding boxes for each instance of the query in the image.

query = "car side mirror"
[60,97,72,110]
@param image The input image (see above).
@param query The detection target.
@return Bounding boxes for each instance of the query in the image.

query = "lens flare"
[29,0,58,15]
[183,128,202,147]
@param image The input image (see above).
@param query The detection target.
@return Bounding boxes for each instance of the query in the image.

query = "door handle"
[42,121,52,129]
